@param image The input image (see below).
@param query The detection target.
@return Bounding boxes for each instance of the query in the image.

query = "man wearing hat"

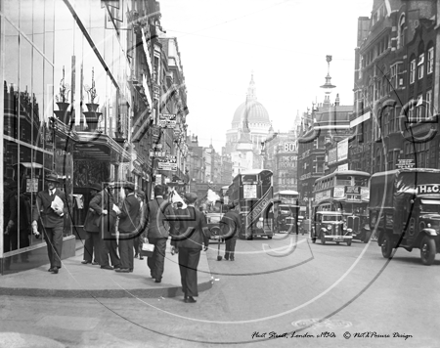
[145,185,176,282]
[171,192,210,303]
[219,202,242,261]
[98,181,121,269]
[32,173,67,274]
[82,182,118,270]
[116,182,140,273]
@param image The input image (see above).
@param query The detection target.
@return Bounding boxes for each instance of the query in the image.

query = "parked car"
[311,211,353,246]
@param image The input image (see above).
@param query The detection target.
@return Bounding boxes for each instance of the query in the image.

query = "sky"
[160,0,374,152]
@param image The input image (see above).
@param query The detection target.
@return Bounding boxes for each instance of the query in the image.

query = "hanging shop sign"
[158,113,177,129]
[157,155,177,171]
[149,150,166,157]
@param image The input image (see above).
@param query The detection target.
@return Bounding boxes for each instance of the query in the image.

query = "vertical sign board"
[337,138,348,162]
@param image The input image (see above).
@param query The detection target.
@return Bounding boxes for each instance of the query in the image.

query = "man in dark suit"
[98,182,121,270]
[81,183,102,266]
[220,202,242,261]
[146,185,175,283]
[32,173,67,274]
[135,190,148,260]
[171,192,210,303]
[116,182,140,273]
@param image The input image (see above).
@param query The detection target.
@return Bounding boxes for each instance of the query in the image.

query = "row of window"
[409,47,434,84]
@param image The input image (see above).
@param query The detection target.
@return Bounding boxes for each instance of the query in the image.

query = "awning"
[74,132,131,163]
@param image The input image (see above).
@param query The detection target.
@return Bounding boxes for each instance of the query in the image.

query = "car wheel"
[267,236,273,239]
[336,242,340,245]
[381,233,393,258]
[320,232,326,245]
[347,239,352,246]
[420,236,436,266]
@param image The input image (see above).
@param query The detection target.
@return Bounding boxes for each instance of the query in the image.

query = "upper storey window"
[427,47,434,74]
[397,14,406,49]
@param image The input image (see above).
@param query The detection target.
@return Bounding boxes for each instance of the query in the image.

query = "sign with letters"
[417,184,440,194]
[157,155,177,171]
[396,159,415,169]
[158,113,177,129]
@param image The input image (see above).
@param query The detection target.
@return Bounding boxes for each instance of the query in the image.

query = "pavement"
[0,240,213,298]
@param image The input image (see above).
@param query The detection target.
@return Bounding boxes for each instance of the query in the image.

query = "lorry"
[369,168,440,265]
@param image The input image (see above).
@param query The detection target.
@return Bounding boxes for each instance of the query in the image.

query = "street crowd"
[24,173,241,303]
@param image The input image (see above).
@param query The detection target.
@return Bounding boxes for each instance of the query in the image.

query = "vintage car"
[206,212,225,242]
[311,211,353,246]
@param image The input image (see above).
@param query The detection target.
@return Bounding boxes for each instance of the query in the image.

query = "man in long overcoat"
[116,182,140,273]
[220,202,242,261]
[171,192,210,303]
[82,183,102,265]
[32,173,67,274]
[146,185,175,283]
[87,182,121,270]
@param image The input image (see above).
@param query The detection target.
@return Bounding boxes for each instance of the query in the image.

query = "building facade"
[350,0,440,175]
[225,74,272,176]
[0,0,189,274]
[297,100,352,216]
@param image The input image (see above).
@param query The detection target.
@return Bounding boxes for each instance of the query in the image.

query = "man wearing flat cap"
[171,192,210,303]
[32,173,67,274]
[116,182,140,273]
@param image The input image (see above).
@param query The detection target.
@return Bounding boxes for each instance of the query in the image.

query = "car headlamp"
[327,225,332,230]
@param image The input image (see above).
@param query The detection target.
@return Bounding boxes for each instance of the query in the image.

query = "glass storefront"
[2,0,59,267]
[1,0,137,274]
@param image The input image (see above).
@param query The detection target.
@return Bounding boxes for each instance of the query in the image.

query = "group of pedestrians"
[81,181,145,273]
[31,173,237,304]
[80,182,211,303]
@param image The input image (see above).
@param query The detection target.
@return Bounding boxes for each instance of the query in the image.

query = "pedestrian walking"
[171,192,210,303]
[116,182,140,273]
[219,202,242,261]
[146,185,175,283]
[100,182,122,269]
[81,183,103,266]
[135,190,148,260]
[31,173,67,274]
